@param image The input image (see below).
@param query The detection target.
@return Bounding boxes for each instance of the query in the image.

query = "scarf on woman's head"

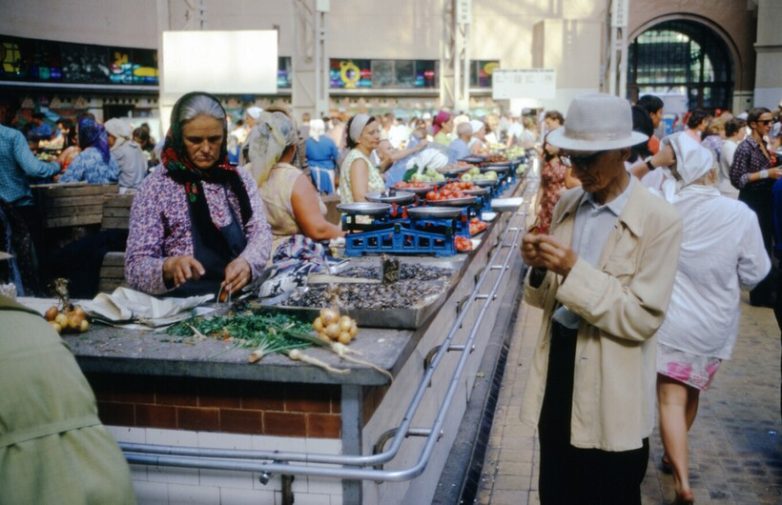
[78,117,111,163]
[247,111,298,185]
[432,111,451,135]
[162,92,253,233]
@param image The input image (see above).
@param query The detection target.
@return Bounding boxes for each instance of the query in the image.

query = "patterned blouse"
[59,147,120,184]
[730,137,771,189]
[125,165,272,294]
[339,148,385,204]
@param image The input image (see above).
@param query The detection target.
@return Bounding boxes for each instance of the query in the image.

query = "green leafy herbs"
[166,311,313,360]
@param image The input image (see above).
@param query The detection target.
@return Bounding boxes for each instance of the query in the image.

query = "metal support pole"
[341,384,363,505]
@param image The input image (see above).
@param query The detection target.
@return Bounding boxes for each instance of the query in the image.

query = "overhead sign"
[162,30,277,96]
[492,69,556,100]
[456,0,471,25]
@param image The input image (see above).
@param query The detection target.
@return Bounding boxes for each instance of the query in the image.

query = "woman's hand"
[163,256,206,288]
[221,257,252,301]
[770,167,782,179]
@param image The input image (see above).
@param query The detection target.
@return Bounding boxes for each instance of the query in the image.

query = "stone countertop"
[60,178,524,388]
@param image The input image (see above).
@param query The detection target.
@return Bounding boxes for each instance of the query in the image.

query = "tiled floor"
[476,295,782,505]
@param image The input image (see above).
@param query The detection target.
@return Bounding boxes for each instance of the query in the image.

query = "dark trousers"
[739,181,777,306]
[538,322,649,505]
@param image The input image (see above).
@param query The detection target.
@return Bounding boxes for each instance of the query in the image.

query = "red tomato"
[426,191,437,200]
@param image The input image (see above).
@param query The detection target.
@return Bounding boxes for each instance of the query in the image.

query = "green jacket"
[0,296,135,504]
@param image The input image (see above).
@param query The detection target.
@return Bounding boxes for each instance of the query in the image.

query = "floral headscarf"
[162,92,253,228]
[77,117,111,163]
[246,111,299,185]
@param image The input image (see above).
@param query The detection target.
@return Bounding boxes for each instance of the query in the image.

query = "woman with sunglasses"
[729,107,782,307]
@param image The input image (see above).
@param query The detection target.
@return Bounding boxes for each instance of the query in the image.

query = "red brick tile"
[221,408,263,434]
[155,379,198,406]
[136,404,177,429]
[242,384,285,411]
[307,413,341,438]
[264,412,307,437]
[177,407,220,431]
[198,382,241,408]
[97,401,135,426]
[285,384,336,413]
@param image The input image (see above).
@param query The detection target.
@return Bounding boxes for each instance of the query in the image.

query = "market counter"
[56,178,530,505]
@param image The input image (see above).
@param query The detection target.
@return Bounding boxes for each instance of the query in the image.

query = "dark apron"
[169,188,247,297]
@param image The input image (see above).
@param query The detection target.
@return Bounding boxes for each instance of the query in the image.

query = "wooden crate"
[101,193,135,230]
[33,183,119,229]
[99,251,126,293]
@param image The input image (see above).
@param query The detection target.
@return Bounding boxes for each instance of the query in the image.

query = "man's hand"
[521,233,547,268]
[220,257,252,301]
[521,233,577,277]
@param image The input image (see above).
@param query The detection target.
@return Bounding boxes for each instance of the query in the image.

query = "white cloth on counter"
[82,287,213,327]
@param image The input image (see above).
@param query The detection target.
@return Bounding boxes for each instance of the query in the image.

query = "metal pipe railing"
[122,187,527,483]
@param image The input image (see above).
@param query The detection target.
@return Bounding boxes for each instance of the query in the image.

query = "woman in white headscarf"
[468,119,488,155]
[304,118,339,194]
[651,132,770,505]
[105,118,147,191]
[339,113,385,204]
[247,112,343,252]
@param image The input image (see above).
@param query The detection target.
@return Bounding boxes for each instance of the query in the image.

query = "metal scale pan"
[481,161,511,173]
[470,178,499,187]
[392,183,435,195]
[425,195,479,207]
[365,191,416,205]
[407,206,464,219]
[464,186,491,196]
[337,202,392,216]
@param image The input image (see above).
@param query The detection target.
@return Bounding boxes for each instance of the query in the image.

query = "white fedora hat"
[547,93,648,152]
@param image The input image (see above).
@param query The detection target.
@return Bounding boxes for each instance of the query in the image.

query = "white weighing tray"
[491,197,523,212]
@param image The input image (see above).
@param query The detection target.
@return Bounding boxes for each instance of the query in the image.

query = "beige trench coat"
[520,182,682,451]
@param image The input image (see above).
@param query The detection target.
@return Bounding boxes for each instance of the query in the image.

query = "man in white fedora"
[520,93,683,504]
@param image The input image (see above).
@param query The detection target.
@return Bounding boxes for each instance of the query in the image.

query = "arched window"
[628,20,733,111]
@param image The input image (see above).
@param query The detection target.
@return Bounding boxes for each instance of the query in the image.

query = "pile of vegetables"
[45,304,90,334]
[166,311,391,379]
[312,308,358,344]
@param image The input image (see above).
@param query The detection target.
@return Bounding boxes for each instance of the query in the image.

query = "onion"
[320,308,339,326]
[338,331,352,345]
[339,315,353,332]
[312,317,324,332]
[325,322,341,340]
[45,306,59,321]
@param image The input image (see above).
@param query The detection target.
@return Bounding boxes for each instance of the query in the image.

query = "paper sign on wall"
[162,30,278,96]
[492,69,556,100]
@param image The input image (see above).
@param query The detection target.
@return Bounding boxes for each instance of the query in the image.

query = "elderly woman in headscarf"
[59,116,119,184]
[648,132,770,505]
[304,118,340,194]
[104,118,147,191]
[125,92,272,298]
[468,119,489,155]
[339,113,385,204]
[432,111,453,146]
[247,111,343,252]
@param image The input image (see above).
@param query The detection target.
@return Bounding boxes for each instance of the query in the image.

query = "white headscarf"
[309,118,326,141]
[469,120,485,135]
[104,118,133,150]
[247,111,298,185]
[658,132,715,202]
